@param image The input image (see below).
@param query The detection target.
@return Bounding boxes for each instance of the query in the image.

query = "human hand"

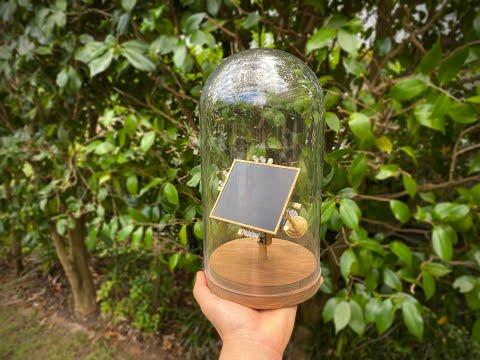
[193,271,297,360]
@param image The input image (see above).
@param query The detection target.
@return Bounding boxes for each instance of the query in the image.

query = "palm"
[193,271,297,357]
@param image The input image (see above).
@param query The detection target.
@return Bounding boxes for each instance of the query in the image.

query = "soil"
[0,261,187,360]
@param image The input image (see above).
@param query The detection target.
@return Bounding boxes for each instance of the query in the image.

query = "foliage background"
[1,0,480,358]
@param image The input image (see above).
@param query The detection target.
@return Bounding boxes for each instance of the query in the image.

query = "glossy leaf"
[389,77,428,101]
[389,241,413,267]
[334,301,351,333]
[306,28,337,54]
[339,198,361,229]
[402,301,423,339]
[348,154,367,188]
[164,182,179,205]
[348,300,365,335]
[389,200,411,224]
[422,270,435,300]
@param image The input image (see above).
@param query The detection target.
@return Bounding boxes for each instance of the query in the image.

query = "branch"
[361,218,430,235]
[449,123,480,181]
[386,174,480,199]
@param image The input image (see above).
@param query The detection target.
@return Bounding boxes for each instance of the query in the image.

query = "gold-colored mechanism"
[283,204,308,238]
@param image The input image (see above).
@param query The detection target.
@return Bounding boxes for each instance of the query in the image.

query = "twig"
[385,174,480,199]
[361,218,430,236]
[449,124,480,180]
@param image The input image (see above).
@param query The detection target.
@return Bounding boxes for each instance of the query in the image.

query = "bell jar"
[200,48,325,309]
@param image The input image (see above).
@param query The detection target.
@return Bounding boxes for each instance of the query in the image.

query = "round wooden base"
[207,237,322,309]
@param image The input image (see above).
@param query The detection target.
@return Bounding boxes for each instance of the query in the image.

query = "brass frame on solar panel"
[209,159,300,235]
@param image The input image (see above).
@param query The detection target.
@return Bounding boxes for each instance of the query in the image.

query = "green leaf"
[389,77,428,101]
[306,28,337,54]
[414,103,445,133]
[357,239,385,255]
[191,30,215,47]
[179,225,188,246]
[173,45,193,72]
[144,227,153,248]
[94,142,115,155]
[348,112,374,147]
[467,95,480,104]
[432,93,453,118]
[400,146,418,166]
[475,13,480,36]
[334,301,351,333]
[375,164,399,180]
[340,248,358,281]
[126,175,138,195]
[422,270,435,300]
[348,300,365,335]
[187,172,201,188]
[343,57,366,77]
[433,202,470,222]
[438,47,469,84]
[128,208,149,222]
[469,153,480,175]
[473,319,480,343]
[163,182,179,205]
[389,200,411,224]
[140,131,156,153]
[240,12,260,29]
[56,219,67,236]
[124,114,137,134]
[375,135,393,153]
[376,299,395,334]
[402,173,418,198]
[88,48,114,77]
[150,35,178,55]
[337,29,358,55]
[339,198,361,229]
[448,103,477,124]
[56,68,68,88]
[418,39,442,73]
[182,13,205,34]
[86,226,98,251]
[75,41,109,63]
[389,241,413,267]
[325,112,340,132]
[321,199,336,224]
[453,275,476,293]
[323,297,339,323]
[121,46,156,72]
[402,301,423,339]
[432,224,455,261]
[118,224,134,242]
[423,262,451,277]
[365,298,381,323]
[193,221,203,240]
[121,0,136,11]
[132,226,143,248]
[419,192,436,204]
[169,253,180,271]
[206,0,221,15]
[383,268,402,291]
[348,154,367,189]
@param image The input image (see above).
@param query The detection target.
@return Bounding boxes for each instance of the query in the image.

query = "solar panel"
[210,159,300,234]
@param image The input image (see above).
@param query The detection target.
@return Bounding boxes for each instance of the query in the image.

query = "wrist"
[220,336,284,360]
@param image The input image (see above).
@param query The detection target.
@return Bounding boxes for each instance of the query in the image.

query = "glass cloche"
[200,48,325,309]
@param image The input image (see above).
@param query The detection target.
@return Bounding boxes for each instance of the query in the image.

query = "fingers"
[193,271,218,317]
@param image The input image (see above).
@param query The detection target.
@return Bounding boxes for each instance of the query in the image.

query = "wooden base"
[207,237,322,309]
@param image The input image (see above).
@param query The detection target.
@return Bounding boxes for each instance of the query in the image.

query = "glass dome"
[200,48,325,309]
